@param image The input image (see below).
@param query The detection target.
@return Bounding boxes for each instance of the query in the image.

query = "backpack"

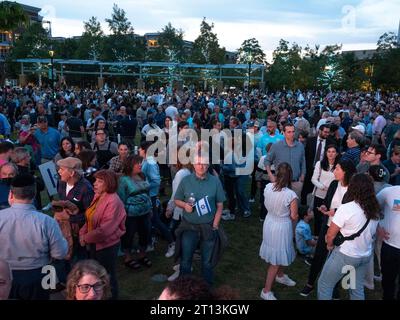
[125,181,152,217]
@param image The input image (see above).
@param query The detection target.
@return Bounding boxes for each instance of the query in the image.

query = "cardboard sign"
[38,161,59,196]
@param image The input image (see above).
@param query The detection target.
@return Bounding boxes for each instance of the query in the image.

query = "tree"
[6,23,51,78]
[0,1,28,31]
[372,32,400,90]
[102,4,139,68]
[76,16,104,60]
[191,18,225,64]
[236,38,266,64]
[105,3,134,35]
[147,23,186,62]
[337,52,368,90]
[376,32,398,51]
[267,39,303,90]
[190,18,226,90]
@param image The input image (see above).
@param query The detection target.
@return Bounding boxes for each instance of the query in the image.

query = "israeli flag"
[195,196,212,217]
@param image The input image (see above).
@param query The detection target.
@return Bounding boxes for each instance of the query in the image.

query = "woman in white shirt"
[318,173,380,300]
[300,159,356,297]
[311,145,339,235]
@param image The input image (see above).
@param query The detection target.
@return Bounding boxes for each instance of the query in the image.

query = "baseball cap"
[351,124,365,134]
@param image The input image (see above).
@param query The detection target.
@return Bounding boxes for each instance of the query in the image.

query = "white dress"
[259,183,297,266]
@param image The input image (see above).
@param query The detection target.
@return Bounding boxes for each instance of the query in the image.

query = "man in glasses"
[357,144,390,182]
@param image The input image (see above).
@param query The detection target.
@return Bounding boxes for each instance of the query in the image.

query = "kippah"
[11,174,35,188]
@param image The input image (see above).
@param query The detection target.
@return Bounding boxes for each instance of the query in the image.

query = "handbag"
[333,219,370,246]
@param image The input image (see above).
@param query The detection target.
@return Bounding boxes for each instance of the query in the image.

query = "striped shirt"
[341,147,361,166]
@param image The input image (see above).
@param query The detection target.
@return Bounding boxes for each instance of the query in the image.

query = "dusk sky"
[24,0,400,61]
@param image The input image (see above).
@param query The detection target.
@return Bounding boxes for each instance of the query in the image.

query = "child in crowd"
[295,205,317,265]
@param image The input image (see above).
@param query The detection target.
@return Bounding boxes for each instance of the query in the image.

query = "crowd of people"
[0,84,399,300]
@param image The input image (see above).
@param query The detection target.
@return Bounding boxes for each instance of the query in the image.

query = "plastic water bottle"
[134,146,138,155]
[187,193,196,207]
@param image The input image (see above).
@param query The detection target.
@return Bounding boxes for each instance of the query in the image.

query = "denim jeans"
[179,229,216,285]
[236,175,250,213]
[318,248,371,300]
[224,175,250,215]
[149,196,174,244]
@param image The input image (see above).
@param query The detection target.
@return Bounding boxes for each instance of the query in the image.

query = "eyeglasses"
[76,282,105,294]
[366,150,376,155]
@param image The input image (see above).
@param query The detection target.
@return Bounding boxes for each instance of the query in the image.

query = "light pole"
[247,52,253,93]
[49,49,54,91]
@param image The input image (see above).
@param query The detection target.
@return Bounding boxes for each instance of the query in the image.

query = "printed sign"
[39,161,59,196]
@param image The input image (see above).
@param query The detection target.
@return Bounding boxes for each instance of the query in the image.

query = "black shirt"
[66,117,83,138]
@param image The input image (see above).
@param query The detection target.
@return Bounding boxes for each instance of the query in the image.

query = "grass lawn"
[37,131,383,300]
[114,186,383,300]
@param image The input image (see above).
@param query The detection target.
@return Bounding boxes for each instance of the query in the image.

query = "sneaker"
[299,285,313,297]
[249,198,255,203]
[221,213,236,221]
[243,211,252,218]
[165,243,175,258]
[275,274,296,287]
[364,282,374,290]
[304,257,313,266]
[374,274,382,282]
[168,269,180,281]
[260,290,277,300]
[222,209,231,215]
[145,244,154,253]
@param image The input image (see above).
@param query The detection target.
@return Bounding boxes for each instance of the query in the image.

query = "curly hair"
[66,260,111,300]
[347,173,380,220]
[273,162,292,192]
[163,275,212,300]
[336,159,357,186]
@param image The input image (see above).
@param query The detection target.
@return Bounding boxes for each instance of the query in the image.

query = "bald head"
[0,259,12,300]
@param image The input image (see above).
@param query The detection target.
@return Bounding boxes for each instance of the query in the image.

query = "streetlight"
[49,49,54,91]
[247,52,253,93]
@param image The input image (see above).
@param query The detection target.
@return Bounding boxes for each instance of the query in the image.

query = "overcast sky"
[23,0,400,61]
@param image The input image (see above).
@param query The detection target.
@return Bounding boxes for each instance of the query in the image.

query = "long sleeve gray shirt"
[265,139,306,181]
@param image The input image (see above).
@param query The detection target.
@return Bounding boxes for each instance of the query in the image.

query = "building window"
[147,39,158,47]
[0,33,7,42]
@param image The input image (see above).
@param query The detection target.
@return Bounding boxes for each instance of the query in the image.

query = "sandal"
[138,256,152,267]
[125,259,141,270]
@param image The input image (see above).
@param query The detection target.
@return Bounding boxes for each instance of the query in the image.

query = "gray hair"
[11,147,30,164]
[0,162,18,175]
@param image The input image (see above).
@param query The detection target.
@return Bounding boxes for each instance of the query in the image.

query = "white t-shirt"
[332,201,379,258]
[377,186,400,249]
[66,183,74,197]
[327,183,348,226]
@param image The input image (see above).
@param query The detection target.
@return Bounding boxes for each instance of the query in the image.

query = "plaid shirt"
[57,177,94,224]
[109,155,124,173]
